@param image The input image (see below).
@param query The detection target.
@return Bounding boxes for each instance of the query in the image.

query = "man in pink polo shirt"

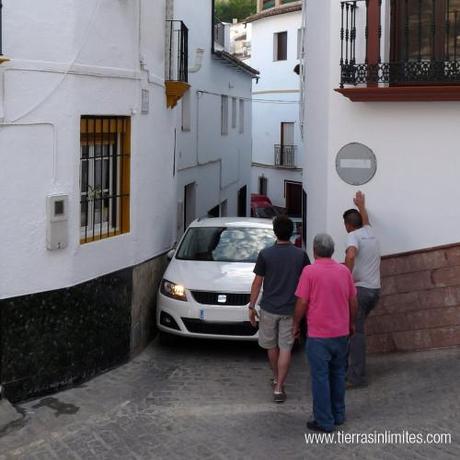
[293,233,357,433]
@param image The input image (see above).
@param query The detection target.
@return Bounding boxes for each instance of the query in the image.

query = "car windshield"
[176,227,276,262]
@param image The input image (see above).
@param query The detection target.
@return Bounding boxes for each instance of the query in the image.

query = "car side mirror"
[167,249,175,261]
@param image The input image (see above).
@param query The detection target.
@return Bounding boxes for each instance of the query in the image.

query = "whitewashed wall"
[303,0,460,260]
[248,10,303,206]
[174,0,253,230]
[0,0,177,299]
[249,11,302,92]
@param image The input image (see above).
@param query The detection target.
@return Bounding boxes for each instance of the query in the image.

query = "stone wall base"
[368,243,460,353]
[0,254,168,402]
[131,256,169,356]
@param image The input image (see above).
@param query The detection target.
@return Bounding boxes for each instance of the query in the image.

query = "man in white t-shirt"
[343,191,381,387]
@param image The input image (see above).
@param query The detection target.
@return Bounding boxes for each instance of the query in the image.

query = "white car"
[157,217,276,341]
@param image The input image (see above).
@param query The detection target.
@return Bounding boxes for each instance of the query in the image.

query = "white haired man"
[293,233,357,432]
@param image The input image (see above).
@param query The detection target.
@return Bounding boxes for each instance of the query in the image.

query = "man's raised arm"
[354,191,370,226]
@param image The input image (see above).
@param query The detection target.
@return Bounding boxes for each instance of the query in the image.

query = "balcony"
[336,0,460,101]
[0,0,9,64]
[274,144,297,168]
[165,20,189,108]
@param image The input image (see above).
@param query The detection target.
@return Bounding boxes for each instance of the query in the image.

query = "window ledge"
[335,86,460,102]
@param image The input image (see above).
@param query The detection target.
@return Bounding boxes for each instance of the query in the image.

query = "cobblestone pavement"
[0,339,459,460]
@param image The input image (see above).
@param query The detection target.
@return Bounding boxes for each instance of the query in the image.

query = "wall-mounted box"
[46,195,69,250]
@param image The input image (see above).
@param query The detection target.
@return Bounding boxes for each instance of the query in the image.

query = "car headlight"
[160,279,187,301]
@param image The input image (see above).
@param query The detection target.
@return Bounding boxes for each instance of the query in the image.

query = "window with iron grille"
[391,0,460,63]
[80,116,131,243]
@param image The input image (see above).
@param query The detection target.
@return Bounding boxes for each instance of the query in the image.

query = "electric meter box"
[46,194,69,250]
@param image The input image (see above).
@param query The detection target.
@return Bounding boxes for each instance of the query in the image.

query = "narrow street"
[1,341,458,459]
[1,1,460,459]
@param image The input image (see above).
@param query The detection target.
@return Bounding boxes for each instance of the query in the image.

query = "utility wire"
[6,0,103,123]
[197,89,300,104]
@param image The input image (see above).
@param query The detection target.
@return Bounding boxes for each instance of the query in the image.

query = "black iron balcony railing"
[274,144,297,168]
[340,0,460,87]
[166,20,189,83]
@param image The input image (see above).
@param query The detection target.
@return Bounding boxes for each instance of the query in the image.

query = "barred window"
[80,116,131,243]
[391,0,460,62]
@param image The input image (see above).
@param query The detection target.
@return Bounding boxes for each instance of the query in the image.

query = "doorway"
[238,185,247,217]
[208,204,220,217]
[280,122,295,166]
[285,181,302,217]
[184,182,196,231]
[259,176,268,196]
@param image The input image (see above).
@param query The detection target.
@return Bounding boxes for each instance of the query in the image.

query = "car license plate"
[198,307,243,322]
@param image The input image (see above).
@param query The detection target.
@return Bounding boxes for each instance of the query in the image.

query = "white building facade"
[302,0,460,353]
[174,0,258,233]
[0,0,186,401]
[230,20,252,62]
[247,0,303,215]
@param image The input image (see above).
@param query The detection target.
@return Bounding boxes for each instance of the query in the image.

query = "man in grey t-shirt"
[249,215,310,403]
[343,191,381,387]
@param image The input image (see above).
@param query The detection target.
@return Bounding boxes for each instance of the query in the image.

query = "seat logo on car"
[218,294,227,304]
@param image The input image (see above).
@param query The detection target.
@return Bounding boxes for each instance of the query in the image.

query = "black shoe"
[306,420,334,433]
[335,419,345,426]
[273,390,286,403]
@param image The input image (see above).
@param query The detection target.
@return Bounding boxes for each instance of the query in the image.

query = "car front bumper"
[156,292,259,341]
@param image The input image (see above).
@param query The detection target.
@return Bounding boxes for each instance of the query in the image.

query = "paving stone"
[0,339,459,459]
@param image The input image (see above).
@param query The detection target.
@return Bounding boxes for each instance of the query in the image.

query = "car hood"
[163,259,255,292]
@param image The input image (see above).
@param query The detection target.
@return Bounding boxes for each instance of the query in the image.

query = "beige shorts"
[258,310,294,350]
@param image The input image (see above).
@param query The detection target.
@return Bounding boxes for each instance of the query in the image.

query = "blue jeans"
[306,336,348,431]
[347,287,380,385]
